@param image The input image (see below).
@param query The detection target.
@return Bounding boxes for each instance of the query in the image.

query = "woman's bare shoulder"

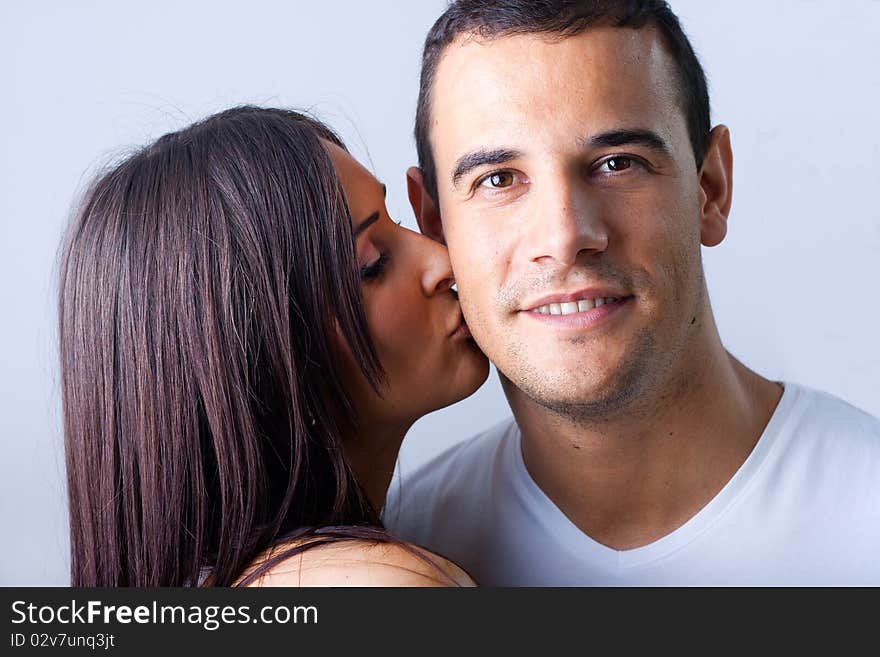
[243,539,476,588]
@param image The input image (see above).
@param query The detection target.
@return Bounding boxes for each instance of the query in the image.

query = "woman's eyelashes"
[360,253,390,282]
[359,219,402,282]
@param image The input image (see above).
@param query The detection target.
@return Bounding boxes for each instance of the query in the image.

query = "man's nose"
[527,174,609,266]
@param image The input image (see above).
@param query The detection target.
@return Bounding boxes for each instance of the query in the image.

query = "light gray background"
[2,1,878,585]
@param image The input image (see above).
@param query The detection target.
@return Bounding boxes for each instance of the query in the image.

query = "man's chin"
[500,365,648,422]
[540,386,636,418]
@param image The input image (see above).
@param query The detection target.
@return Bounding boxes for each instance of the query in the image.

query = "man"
[383,0,880,585]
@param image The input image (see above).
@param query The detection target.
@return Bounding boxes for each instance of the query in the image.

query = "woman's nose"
[416,231,455,297]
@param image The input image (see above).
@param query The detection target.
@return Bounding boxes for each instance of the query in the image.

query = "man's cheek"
[450,253,488,295]
[458,291,490,341]
[449,230,500,313]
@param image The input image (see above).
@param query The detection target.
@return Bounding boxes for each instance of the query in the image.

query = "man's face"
[427,27,719,417]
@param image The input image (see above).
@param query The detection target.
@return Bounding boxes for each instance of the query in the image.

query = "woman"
[59,106,489,587]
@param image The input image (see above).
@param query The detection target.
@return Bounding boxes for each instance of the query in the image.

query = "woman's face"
[325,141,489,433]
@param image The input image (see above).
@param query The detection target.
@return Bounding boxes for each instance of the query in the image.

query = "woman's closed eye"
[360,253,390,282]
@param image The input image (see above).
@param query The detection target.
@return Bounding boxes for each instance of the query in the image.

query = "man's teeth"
[532,297,621,315]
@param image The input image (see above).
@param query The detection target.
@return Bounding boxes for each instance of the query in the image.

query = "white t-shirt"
[383,382,880,585]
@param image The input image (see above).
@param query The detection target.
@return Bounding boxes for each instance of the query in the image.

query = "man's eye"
[598,156,635,173]
[478,171,516,189]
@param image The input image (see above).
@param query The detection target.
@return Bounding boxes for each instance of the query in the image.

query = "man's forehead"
[428,27,681,162]
[439,26,667,79]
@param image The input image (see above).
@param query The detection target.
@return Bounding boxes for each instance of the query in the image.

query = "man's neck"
[506,334,783,551]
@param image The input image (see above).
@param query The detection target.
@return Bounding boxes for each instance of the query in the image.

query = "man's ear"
[407,166,445,245]
[699,125,733,248]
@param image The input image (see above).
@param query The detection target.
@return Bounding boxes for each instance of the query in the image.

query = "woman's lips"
[450,312,472,338]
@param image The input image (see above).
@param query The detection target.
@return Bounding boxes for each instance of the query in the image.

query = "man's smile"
[519,294,634,331]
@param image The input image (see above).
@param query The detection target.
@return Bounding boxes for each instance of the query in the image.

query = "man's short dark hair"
[414,0,710,202]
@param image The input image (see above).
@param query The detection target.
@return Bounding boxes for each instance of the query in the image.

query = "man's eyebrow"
[353,185,386,238]
[451,148,522,188]
[581,129,671,155]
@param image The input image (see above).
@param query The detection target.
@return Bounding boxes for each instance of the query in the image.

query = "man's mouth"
[529,296,625,316]
[517,288,634,330]
[522,287,632,314]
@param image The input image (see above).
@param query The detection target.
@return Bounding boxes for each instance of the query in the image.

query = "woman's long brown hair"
[59,106,389,586]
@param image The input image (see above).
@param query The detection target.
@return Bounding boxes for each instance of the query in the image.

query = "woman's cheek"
[365,289,406,356]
